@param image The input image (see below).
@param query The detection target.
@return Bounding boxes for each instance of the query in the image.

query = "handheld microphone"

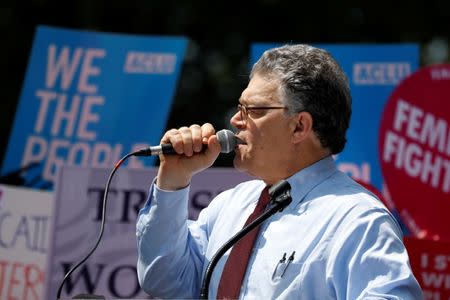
[133,129,237,157]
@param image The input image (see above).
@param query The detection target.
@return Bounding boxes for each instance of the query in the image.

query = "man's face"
[230,73,295,182]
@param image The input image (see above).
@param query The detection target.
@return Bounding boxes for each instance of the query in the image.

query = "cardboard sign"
[0,184,53,300]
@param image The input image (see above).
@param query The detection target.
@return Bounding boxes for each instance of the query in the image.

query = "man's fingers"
[190,124,203,153]
[161,129,184,154]
[201,123,216,143]
[178,127,193,156]
[160,124,217,156]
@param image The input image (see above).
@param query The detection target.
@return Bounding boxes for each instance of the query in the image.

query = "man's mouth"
[235,135,246,145]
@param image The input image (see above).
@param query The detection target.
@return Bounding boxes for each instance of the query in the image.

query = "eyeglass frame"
[237,103,288,125]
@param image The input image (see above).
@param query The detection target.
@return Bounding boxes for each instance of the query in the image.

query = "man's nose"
[230,109,245,128]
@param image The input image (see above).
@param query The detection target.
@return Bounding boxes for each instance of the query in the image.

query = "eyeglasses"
[237,103,287,125]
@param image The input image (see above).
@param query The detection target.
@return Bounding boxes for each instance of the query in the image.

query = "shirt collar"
[285,155,339,211]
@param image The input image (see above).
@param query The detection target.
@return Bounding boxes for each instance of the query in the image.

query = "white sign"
[46,165,252,299]
[0,184,54,300]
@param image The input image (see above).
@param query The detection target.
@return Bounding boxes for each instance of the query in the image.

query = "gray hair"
[251,44,352,154]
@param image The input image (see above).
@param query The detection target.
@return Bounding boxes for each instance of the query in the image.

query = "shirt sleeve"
[136,181,212,299]
[326,205,424,300]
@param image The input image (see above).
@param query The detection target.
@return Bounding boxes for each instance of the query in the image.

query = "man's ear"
[292,111,313,144]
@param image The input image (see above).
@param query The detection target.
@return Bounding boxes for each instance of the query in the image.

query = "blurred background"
[1,0,449,168]
[1,3,449,298]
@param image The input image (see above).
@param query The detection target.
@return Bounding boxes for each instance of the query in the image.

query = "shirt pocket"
[268,252,304,289]
[266,258,304,299]
[270,259,304,284]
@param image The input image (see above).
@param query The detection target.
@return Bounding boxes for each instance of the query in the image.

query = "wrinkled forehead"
[239,74,283,105]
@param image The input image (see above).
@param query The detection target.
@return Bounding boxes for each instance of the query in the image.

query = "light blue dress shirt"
[136,156,423,299]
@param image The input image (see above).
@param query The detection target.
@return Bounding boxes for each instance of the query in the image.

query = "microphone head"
[216,129,236,153]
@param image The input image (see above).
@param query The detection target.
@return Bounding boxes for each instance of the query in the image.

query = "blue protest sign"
[250,43,419,192]
[1,26,187,189]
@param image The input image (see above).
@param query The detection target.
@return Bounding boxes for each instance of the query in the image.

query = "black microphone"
[133,129,238,157]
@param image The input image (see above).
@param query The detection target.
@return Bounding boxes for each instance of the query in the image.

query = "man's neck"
[261,149,331,185]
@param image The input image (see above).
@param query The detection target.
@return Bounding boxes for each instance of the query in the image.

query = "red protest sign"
[405,237,450,299]
[379,64,450,241]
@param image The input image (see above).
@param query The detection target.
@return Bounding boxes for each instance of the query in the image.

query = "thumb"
[204,135,221,161]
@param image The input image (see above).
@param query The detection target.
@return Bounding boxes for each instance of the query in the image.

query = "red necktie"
[216,186,271,299]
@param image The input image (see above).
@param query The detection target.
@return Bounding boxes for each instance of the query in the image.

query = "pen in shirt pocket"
[272,251,295,280]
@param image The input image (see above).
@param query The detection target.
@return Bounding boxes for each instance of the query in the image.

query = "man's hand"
[156,123,221,190]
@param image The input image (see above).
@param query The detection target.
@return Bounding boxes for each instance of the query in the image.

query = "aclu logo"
[353,62,412,85]
[123,51,177,74]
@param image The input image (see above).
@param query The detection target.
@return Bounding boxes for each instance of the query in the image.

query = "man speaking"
[136,44,423,299]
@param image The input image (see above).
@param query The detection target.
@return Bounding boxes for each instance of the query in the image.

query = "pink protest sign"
[379,64,450,241]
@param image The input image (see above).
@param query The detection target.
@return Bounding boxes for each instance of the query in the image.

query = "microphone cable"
[56,129,236,299]
[56,151,137,300]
